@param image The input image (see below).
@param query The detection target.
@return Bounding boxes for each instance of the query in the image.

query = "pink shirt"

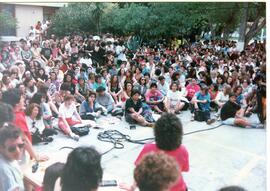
[186,84,200,99]
[135,144,189,191]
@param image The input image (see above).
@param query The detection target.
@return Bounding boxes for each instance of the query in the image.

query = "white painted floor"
[33,111,266,191]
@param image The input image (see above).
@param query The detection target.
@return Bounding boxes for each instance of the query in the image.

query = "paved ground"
[33,111,266,191]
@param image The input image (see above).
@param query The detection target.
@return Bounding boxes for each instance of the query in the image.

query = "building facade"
[0,3,64,38]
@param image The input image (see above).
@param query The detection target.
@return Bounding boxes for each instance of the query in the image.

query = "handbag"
[71,125,90,136]
[194,110,205,122]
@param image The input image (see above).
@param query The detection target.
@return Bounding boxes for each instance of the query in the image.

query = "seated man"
[125,89,153,127]
[0,124,25,191]
[190,84,215,124]
[220,93,264,129]
[95,86,115,114]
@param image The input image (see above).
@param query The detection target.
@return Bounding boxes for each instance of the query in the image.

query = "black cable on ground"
[98,123,224,155]
[58,124,224,155]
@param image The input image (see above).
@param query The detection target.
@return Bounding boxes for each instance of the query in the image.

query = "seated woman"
[25,103,56,144]
[108,74,122,104]
[125,89,153,127]
[119,81,133,108]
[166,82,185,114]
[145,82,166,114]
[75,77,89,103]
[58,95,83,141]
[79,92,104,120]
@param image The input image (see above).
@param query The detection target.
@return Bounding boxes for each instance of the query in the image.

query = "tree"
[92,3,105,35]
[242,2,266,47]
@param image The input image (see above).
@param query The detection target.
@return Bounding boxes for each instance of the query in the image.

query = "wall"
[15,5,43,38]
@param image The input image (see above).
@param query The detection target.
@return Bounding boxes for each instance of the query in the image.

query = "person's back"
[135,113,189,191]
[61,147,103,191]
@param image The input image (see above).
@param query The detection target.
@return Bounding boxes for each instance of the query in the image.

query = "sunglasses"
[7,143,25,153]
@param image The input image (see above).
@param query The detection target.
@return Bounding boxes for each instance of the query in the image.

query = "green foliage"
[0,12,17,36]
[49,2,112,37]
[49,2,265,42]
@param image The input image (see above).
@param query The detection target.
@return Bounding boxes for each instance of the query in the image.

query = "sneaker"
[206,119,216,125]
[70,133,79,141]
[190,115,195,121]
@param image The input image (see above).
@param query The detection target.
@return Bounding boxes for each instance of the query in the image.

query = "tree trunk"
[237,2,248,51]
[244,18,266,47]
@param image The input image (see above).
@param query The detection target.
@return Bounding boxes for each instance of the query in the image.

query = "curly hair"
[154,113,183,150]
[134,152,179,191]
[25,103,42,120]
[61,147,103,191]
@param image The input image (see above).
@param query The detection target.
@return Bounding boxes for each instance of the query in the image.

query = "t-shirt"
[167,90,182,106]
[0,154,24,191]
[135,144,189,191]
[41,48,52,60]
[220,101,241,121]
[13,111,32,143]
[186,84,200,99]
[59,103,77,119]
[96,93,114,109]
[145,90,163,102]
[195,91,211,111]
[125,98,142,113]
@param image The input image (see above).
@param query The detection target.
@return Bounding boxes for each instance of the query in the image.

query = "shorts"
[222,118,235,126]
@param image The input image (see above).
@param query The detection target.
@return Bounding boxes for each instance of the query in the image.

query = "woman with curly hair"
[121,113,189,191]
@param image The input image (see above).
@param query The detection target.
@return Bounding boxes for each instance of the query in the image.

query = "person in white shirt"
[58,95,81,141]
[157,76,169,96]
[166,82,185,114]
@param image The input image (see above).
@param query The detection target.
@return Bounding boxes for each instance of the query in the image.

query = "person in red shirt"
[186,78,200,101]
[2,88,48,162]
[120,113,189,191]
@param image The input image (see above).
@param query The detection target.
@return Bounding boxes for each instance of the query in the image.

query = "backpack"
[194,110,205,122]
[71,125,90,136]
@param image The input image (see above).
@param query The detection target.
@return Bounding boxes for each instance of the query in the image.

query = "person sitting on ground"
[125,89,154,127]
[186,78,200,101]
[121,113,189,191]
[95,86,116,115]
[75,77,89,103]
[79,92,105,120]
[58,95,82,141]
[220,93,264,129]
[134,152,180,191]
[25,103,55,144]
[60,147,103,191]
[214,84,231,115]
[0,124,25,191]
[145,82,166,114]
[166,82,185,114]
[190,84,216,124]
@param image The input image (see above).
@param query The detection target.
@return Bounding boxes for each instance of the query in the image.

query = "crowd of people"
[0,20,266,191]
